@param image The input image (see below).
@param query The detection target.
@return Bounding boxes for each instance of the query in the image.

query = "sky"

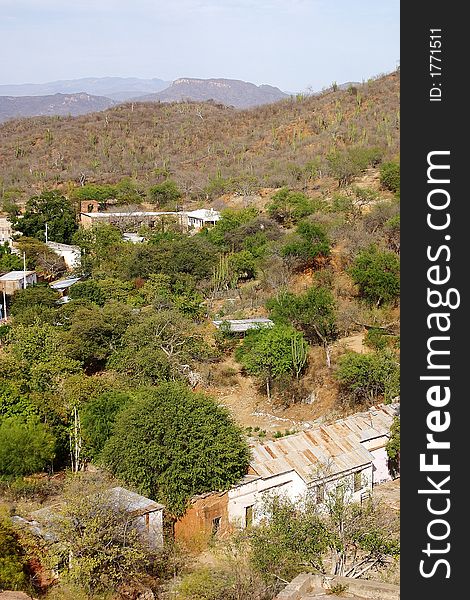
[0,0,399,93]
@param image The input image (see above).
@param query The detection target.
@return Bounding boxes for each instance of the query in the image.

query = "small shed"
[107,487,165,549]
[213,318,274,335]
[0,270,37,295]
[46,241,81,270]
[50,276,81,303]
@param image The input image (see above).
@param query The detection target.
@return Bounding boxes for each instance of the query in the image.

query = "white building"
[46,241,81,270]
[227,404,398,528]
[107,487,165,549]
[185,208,220,230]
[0,270,37,296]
[0,217,14,246]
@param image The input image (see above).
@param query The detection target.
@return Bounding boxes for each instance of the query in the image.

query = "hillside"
[0,71,399,201]
[0,76,170,101]
[135,77,288,107]
[0,92,116,123]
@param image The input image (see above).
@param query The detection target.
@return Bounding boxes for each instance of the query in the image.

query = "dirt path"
[206,357,328,434]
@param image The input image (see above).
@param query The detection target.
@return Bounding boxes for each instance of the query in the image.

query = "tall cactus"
[291,335,308,380]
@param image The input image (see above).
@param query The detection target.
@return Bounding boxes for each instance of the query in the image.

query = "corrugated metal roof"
[107,487,164,514]
[250,404,398,483]
[0,270,35,281]
[50,277,81,290]
[213,318,274,332]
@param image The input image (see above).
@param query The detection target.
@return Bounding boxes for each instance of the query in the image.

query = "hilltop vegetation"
[0,71,400,599]
[0,72,399,204]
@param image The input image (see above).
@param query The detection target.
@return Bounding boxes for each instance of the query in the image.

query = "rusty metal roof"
[250,404,398,483]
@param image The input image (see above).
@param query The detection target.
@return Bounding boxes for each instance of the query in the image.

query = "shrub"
[148,179,182,207]
[349,246,400,305]
[0,416,56,476]
[380,161,400,194]
[335,350,400,404]
[69,280,105,306]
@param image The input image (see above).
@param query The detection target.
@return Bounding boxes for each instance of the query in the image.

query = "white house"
[227,404,398,528]
[46,241,81,270]
[107,487,165,549]
[185,208,220,230]
[0,270,37,296]
[212,318,274,335]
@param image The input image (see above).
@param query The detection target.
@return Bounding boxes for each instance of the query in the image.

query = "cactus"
[291,335,308,379]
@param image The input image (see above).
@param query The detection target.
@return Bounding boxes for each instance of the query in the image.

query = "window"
[316,484,325,504]
[212,517,221,535]
[354,471,363,492]
[245,505,254,528]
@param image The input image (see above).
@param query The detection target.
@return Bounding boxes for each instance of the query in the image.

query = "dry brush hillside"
[0,72,399,201]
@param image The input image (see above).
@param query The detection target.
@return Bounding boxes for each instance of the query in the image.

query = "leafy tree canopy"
[69,280,105,306]
[101,382,251,516]
[0,416,55,476]
[148,179,182,207]
[267,285,337,346]
[281,221,330,268]
[349,245,400,305]
[11,190,78,244]
[335,350,400,404]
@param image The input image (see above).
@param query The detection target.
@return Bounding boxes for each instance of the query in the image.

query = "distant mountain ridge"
[0,93,116,122]
[135,77,289,108]
[0,77,170,101]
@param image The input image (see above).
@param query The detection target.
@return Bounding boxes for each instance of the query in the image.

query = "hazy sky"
[1,0,399,92]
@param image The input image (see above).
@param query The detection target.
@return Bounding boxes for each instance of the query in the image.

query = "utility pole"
[23,252,27,289]
[2,289,6,321]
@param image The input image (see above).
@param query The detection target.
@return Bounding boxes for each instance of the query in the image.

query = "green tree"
[250,492,399,582]
[267,188,322,226]
[380,161,400,195]
[72,223,124,276]
[0,416,55,476]
[15,237,66,278]
[349,245,400,305]
[0,512,27,591]
[81,391,131,461]
[235,324,309,400]
[10,284,59,317]
[386,416,400,476]
[107,309,210,385]
[206,208,259,249]
[0,242,22,273]
[335,350,400,404]
[11,190,78,244]
[101,383,250,516]
[52,475,152,596]
[281,221,330,269]
[61,303,133,371]
[69,280,105,306]
[268,285,337,347]
[327,147,383,187]
[148,179,182,207]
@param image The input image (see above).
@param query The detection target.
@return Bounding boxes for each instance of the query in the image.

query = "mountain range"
[0,76,291,122]
[134,78,288,108]
[0,76,170,101]
[0,93,116,122]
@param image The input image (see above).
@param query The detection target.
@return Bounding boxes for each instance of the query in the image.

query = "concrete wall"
[362,436,394,484]
[175,492,229,545]
[133,509,164,550]
[0,273,37,296]
[274,573,399,600]
[228,471,307,528]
